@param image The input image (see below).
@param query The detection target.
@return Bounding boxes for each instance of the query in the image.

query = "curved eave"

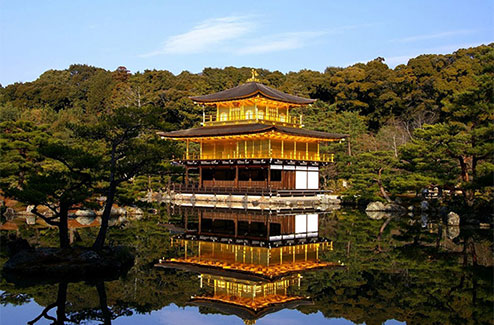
[157,124,348,142]
[189,297,312,320]
[189,82,315,105]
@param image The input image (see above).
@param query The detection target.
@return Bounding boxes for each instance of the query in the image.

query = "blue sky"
[0,0,492,86]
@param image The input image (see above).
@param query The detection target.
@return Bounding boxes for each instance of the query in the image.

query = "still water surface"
[0,207,492,324]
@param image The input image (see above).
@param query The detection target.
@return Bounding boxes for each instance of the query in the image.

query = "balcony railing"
[202,113,302,128]
[182,152,334,162]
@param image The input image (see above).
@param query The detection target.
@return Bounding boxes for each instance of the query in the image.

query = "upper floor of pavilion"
[190,73,315,128]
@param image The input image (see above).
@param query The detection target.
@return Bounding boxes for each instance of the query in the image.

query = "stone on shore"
[366,201,386,212]
[447,211,460,226]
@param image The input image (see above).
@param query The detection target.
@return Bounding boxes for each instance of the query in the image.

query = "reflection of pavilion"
[156,208,340,323]
[191,273,312,323]
[170,206,324,245]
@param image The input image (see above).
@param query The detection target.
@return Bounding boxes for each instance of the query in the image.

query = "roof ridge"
[190,81,315,105]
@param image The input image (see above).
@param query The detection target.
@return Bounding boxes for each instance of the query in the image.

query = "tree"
[0,121,100,248]
[74,105,176,249]
[339,151,401,203]
[400,73,494,206]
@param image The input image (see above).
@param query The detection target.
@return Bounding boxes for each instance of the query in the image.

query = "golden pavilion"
[158,70,347,192]
[156,207,342,323]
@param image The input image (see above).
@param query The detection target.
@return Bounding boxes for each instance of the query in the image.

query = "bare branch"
[31,205,60,226]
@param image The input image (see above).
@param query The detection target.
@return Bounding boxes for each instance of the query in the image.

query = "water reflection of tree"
[302,209,493,325]
[24,281,134,325]
[1,210,492,324]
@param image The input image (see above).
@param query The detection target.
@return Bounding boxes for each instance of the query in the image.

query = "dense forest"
[0,44,493,220]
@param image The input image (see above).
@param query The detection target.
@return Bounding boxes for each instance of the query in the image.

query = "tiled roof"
[190,82,315,105]
[158,123,347,140]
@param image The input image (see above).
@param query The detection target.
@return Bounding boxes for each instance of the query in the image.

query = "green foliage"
[0,44,492,210]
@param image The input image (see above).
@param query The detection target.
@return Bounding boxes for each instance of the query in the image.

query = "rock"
[421,200,429,211]
[112,207,127,217]
[126,207,144,216]
[25,215,36,225]
[407,205,414,211]
[97,206,127,217]
[384,203,406,212]
[366,210,390,220]
[447,211,460,226]
[3,246,135,283]
[366,201,386,212]
[6,238,32,257]
[75,209,96,218]
[78,250,101,262]
[421,214,428,228]
[4,208,16,220]
[446,225,460,239]
[76,215,95,225]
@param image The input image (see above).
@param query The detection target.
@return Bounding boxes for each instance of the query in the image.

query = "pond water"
[0,207,492,324]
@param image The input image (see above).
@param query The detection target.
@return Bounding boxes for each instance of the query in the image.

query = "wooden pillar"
[199,167,203,188]
[213,143,216,159]
[266,217,270,240]
[294,141,297,159]
[184,240,188,259]
[281,140,284,158]
[198,214,201,234]
[268,164,271,189]
[184,208,188,230]
[234,215,238,237]
[306,142,309,160]
[317,142,320,160]
[186,139,190,160]
[235,165,239,188]
[200,140,203,159]
[268,139,272,158]
[185,167,189,185]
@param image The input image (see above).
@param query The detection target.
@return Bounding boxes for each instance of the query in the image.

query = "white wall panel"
[295,171,307,189]
[307,214,318,232]
[295,214,307,233]
[307,171,319,189]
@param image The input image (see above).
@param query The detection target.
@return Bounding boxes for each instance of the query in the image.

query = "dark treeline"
[1,44,493,219]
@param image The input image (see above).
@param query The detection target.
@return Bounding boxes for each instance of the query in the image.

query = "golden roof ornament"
[246,68,260,82]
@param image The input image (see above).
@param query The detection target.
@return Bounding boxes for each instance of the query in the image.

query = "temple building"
[156,207,341,324]
[159,71,347,192]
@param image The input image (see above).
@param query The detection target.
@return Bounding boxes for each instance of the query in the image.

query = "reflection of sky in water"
[0,297,405,325]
